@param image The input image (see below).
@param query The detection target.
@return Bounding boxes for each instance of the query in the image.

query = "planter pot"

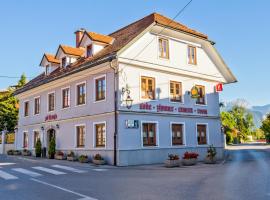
[55,155,66,160]
[67,156,77,161]
[13,151,21,156]
[204,157,216,164]
[182,158,197,166]
[7,151,14,155]
[48,154,55,159]
[35,153,41,158]
[164,159,180,168]
[79,158,88,163]
[93,159,106,165]
[22,151,31,156]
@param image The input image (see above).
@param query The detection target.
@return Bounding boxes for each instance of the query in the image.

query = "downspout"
[110,58,118,166]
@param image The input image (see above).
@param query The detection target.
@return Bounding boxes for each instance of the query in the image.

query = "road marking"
[92,169,108,172]
[12,168,42,177]
[32,166,66,175]
[0,170,18,180]
[30,178,98,200]
[51,165,86,173]
[0,162,16,166]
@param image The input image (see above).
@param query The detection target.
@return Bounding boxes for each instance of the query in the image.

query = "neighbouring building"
[14,13,237,166]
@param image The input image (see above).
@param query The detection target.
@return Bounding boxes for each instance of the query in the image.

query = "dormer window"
[45,64,50,75]
[62,57,66,67]
[86,44,93,57]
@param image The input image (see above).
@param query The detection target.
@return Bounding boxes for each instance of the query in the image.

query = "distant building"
[14,13,237,166]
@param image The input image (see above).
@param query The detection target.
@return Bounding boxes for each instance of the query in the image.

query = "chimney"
[75,28,85,48]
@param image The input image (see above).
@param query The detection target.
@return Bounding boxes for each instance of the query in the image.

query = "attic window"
[62,57,66,67]
[86,44,93,57]
[45,64,50,75]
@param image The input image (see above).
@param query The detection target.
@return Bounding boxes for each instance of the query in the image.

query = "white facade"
[15,16,236,166]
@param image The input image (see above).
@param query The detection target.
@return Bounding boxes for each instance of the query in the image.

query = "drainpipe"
[110,58,118,166]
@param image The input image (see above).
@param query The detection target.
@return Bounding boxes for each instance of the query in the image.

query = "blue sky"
[0,0,269,106]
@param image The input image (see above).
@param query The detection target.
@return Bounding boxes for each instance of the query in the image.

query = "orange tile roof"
[60,45,84,56]
[44,54,60,64]
[86,32,114,44]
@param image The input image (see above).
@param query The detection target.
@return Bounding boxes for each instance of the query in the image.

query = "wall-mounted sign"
[45,114,57,122]
[215,83,223,92]
[190,86,200,98]
[125,120,139,129]
[139,103,207,115]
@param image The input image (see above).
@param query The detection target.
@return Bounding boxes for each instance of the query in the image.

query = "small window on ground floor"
[171,123,184,145]
[33,131,40,148]
[142,123,157,146]
[95,123,106,147]
[76,125,85,148]
[197,124,207,145]
[23,132,28,148]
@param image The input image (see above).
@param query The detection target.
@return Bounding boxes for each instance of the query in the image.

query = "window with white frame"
[23,132,28,148]
[34,97,40,115]
[48,92,55,112]
[77,83,86,105]
[142,123,157,146]
[188,45,197,65]
[171,123,184,145]
[95,123,106,147]
[24,101,29,117]
[197,124,207,145]
[62,88,70,108]
[170,81,182,103]
[76,125,85,148]
[158,38,169,59]
[33,131,40,148]
[95,76,106,101]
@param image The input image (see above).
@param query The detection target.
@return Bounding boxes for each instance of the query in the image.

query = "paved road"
[0,144,270,200]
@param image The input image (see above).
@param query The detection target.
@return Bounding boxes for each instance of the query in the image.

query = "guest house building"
[14,13,237,166]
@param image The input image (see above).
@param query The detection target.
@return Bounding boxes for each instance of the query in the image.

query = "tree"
[261,114,270,143]
[35,138,42,157]
[48,136,56,159]
[221,111,236,144]
[17,73,27,89]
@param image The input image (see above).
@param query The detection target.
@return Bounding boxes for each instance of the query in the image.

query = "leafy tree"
[261,114,270,143]
[17,73,27,89]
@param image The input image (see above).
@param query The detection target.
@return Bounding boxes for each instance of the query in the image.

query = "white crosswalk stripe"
[12,168,42,177]
[51,165,86,173]
[32,166,66,175]
[92,168,108,172]
[0,169,18,180]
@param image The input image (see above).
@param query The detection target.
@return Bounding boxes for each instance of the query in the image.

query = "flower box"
[204,157,216,164]
[67,156,77,161]
[13,150,21,155]
[22,150,31,156]
[7,150,14,155]
[92,154,106,165]
[55,155,66,160]
[164,159,180,168]
[182,158,197,166]
[78,155,88,163]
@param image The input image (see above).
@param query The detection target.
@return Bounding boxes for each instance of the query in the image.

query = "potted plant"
[182,152,199,166]
[67,151,77,161]
[13,150,21,155]
[48,136,56,159]
[164,154,180,168]
[22,149,31,156]
[204,145,217,164]
[78,155,88,163]
[35,138,42,157]
[92,154,106,165]
[55,151,66,160]
[7,149,14,155]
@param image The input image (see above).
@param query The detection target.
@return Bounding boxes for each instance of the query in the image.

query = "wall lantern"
[56,124,60,129]
[41,126,44,131]
[122,84,133,109]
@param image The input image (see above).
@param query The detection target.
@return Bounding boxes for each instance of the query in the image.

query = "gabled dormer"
[75,29,114,58]
[40,54,60,75]
[55,45,84,68]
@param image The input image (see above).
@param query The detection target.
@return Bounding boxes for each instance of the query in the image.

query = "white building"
[14,13,237,166]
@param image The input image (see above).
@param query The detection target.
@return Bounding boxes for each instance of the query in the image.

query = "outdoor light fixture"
[125,95,133,109]
[41,126,44,131]
[56,124,60,129]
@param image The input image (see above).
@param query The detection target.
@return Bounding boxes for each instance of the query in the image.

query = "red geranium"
[183,152,199,159]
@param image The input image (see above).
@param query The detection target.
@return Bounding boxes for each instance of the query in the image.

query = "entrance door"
[47,129,56,147]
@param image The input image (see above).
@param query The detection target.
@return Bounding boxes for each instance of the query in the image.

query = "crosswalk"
[0,164,108,181]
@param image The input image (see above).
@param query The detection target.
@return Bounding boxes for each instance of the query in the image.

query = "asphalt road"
[0,143,270,200]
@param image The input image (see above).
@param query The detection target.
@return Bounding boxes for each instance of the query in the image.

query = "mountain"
[222,101,270,128]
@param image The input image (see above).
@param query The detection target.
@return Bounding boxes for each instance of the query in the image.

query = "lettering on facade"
[45,114,58,122]
[139,103,207,115]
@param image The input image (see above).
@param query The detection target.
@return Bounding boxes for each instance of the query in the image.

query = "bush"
[167,154,179,160]
[78,155,88,163]
[67,151,75,157]
[226,132,233,144]
[48,137,56,159]
[7,149,14,155]
[206,145,217,159]
[183,152,199,159]
[35,138,42,157]
[93,154,104,160]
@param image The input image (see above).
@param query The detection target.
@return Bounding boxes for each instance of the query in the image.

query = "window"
[188,45,197,65]
[24,101,29,117]
[158,38,169,59]
[86,44,93,57]
[62,57,66,67]
[171,124,184,145]
[34,97,40,115]
[197,124,207,145]
[33,131,39,148]
[142,123,156,146]
[195,85,206,105]
[62,88,70,108]
[141,76,155,100]
[23,132,28,148]
[170,81,182,102]
[76,125,85,148]
[45,64,50,75]
[48,93,55,112]
[95,123,106,147]
[77,83,86,105]
[95,76,106,101]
